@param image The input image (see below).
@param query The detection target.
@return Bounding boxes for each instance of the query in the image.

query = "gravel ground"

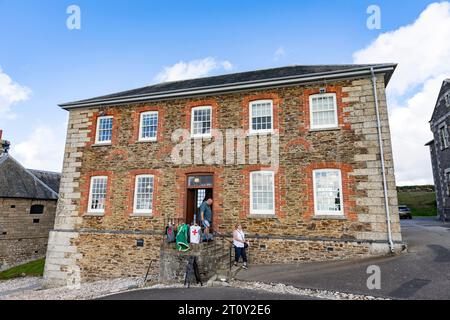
[230,280,389,300]
[0,277,143,300]
[0,277,388,300]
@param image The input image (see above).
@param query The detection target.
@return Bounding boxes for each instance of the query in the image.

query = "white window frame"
[191,106,212,138]
[250,171,275,215]
[309,93,339,130]
[439,124,449,150]
[249,100,274,134]
[87,176,108,214]
[133,174,155,215]
[95,116,113,145]
[313,169,344,217]
[138,111,159,142]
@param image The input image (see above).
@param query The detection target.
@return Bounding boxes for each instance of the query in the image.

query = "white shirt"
[190,225,201,244]
[233,229,245,248]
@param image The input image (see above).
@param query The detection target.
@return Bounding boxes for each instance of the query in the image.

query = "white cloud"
[0,67,31,120]
[353,2,450,186]
[274,47,286,61]
[11,125,66,172]
[354,2,450,96]
[155,57,233,83]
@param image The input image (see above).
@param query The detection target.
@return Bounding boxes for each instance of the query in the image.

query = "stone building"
[44,64,403,287]
[426,79,450,221]
[0,131,61,270]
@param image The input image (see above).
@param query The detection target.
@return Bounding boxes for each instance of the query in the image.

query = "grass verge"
[397,191,437,217]
[0,259,45,280]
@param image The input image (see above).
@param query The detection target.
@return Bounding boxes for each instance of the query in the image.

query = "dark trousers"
[234,246,247,263]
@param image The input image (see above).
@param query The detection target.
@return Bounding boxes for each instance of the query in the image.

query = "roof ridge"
[28,168,61,175]
[8,155,59,198]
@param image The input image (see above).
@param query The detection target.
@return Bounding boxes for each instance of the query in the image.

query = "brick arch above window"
[300,86,350,133]
[301,162,357,221]
[241,93,283,134]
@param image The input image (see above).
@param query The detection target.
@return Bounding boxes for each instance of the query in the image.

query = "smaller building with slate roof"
[427,79,450,221]
[0,130,61,270]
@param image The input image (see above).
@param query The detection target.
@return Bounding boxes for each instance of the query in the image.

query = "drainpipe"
[370,67,395,253]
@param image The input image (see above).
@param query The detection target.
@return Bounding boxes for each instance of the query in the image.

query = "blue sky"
[0,0,448,185]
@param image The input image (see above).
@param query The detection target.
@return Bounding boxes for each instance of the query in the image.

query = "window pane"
[97,117,113,142]
[251,172,274,213]
[90,177,108,211]
[141,113,158,139]
[314,170,342,214]
[135,176,154,212]
[192,108,211,136]
[311,95,337,128]
[251,102,273,132]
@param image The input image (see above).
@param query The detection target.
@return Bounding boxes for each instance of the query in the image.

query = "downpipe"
[371,67,395,253]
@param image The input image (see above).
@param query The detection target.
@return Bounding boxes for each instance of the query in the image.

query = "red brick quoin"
[301,162,357,221]
[300,85,350,133]
[125,169,161,217]
[79,171,114,216]
[130,105,165,143]
[86,110,120,147]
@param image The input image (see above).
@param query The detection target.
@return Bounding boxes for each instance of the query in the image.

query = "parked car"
[398,205,413,219]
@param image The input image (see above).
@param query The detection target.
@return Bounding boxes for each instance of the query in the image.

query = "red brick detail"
[86,110,119,147]
[301,162,357,221]
[300,86,350,133]
[241,93,283,134]
[284,137,312,152]
[185,100,219,134]
[125,169,161,217]
[130,105,165,143]
[174,167,224,231]
[79,171,114,216]
[239,165,285,219]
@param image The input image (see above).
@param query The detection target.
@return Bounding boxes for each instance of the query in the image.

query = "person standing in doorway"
[200,198,213,239]
[233,223,249,269]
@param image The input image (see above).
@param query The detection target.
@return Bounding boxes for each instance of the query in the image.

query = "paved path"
[100,287,317,300]
[237,217,450,300]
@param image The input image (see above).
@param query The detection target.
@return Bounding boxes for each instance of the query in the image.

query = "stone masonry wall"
[0,198,56,270]
[44,74,402,287]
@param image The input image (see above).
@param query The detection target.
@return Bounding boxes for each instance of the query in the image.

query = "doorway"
[185,174,214,225]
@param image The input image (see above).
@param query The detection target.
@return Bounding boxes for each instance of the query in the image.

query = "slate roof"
[0,153,60,200]
[60,63,397,109]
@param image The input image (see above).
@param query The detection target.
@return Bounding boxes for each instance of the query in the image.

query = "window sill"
[247,131,275,137]
[247,214,278,219]
[309,127,341,133]
[190,135,212,140]
[92,143,112,147]
[130,213,153,218]
[313,215,347,221]
[136,140,158,144]
[83,212,105,217]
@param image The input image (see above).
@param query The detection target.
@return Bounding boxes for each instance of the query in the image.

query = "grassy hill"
[397,185,437,217]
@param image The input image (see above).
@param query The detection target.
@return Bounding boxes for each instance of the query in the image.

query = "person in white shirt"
[233,223,250,269]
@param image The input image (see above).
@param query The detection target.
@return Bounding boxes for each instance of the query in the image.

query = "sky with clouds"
[0,0,449,186]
